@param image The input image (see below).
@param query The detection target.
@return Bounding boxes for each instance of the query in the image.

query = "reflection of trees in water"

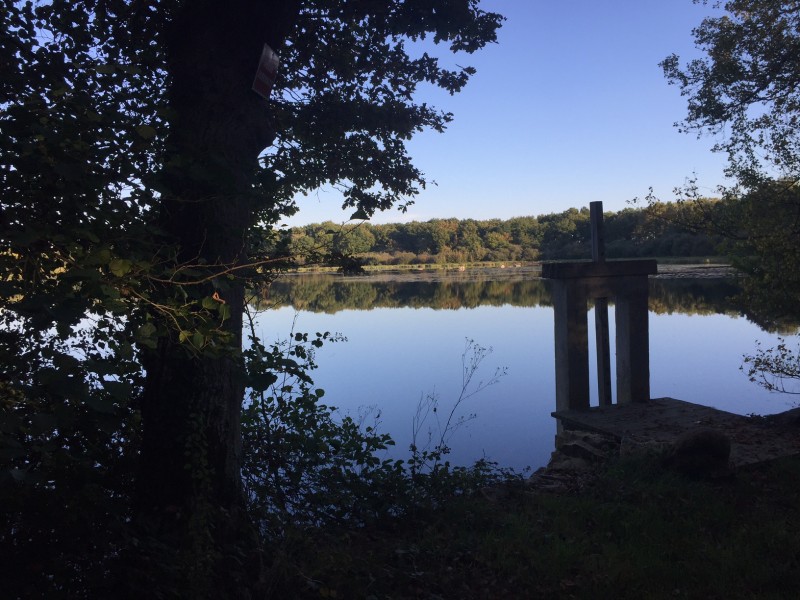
[258,274,799,333]
[261,275,553,313]
[648,279,740,317]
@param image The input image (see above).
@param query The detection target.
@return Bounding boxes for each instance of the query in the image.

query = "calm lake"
[254,267,799,472]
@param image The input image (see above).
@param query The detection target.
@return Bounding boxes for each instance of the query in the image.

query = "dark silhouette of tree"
[663,0,800,395]
[1,1,502,596]
[662,0,800,187]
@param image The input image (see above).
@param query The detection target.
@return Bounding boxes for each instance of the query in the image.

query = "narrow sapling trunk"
[130,2,298,597]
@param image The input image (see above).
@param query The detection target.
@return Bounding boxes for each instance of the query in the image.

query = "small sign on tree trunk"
[252,43,279,99]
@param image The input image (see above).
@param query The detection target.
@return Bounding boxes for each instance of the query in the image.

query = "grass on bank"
[267,454,800,599]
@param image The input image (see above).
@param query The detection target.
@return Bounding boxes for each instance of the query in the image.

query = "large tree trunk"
[130,2,298,597]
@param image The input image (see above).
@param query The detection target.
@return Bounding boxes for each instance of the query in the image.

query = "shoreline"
[277,261,737,283]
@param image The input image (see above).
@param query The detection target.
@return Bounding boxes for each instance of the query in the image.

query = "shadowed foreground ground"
[268,452,800,599]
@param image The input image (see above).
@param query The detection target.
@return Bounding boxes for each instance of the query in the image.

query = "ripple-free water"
[254,275,797,471]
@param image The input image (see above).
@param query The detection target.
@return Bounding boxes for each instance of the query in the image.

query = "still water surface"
[255,271,798,471]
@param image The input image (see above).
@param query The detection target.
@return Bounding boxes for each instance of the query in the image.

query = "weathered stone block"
[664,427,732,479]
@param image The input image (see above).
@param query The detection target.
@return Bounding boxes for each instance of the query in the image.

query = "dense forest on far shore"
[288,200,724,266]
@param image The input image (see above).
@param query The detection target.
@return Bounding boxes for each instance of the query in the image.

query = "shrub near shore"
[269,454,800,599]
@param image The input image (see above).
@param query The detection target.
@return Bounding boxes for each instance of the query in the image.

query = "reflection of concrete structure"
[542,202,656,412]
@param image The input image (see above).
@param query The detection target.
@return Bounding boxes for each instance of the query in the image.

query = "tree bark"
[131,2,299,597]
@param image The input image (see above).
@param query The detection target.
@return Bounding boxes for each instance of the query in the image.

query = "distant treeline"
[288,202,724,266]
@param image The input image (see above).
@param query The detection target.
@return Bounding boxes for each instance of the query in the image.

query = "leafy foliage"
[1,4,157,579]
[662,0,800,187]
[242,326,403,533]
[241,324,516,540]
[719,181,800,323]
[1,0,504,596]
[660,2,800,312]
[263,1,504,219]
[288,204,724,267]
[743,338,800,395]
[663,1,800,396]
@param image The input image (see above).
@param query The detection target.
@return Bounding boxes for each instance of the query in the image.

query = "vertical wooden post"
[590,201,612,405]
[552,280,590,411]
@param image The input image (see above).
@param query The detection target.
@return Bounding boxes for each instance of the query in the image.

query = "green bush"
[241,332,517,538]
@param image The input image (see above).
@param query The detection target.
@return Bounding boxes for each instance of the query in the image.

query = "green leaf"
[53,353,79,370]
[350,208,370,220]
[192,332,205,348]
[118,342,134,360]
[137,322,157,339]
[248,371,278,391]
[218,303,231,320]
[201,296,217,309]
[91,247,112,265]
[99,284,121,299]
[135,125,157,140]
[109,258,132,277]
[179,330,191,343]
[102,380,130,400]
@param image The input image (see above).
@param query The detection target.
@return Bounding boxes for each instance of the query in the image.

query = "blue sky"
[283,0,729,227]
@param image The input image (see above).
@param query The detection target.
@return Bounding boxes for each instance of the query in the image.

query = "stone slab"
[552,397,800,467]
[542,259,657,279]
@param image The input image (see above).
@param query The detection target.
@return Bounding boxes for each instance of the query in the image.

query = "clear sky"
[282,0,730,227]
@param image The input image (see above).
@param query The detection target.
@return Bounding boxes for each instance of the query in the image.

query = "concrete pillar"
[594,297,613,406]
[552,280,590,411]
[615,277,650,403]
[544,256,656,411]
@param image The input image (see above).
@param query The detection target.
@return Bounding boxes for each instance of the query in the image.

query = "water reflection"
[262,271,778,326]
[253,272,798,472]
[262,271,552,312]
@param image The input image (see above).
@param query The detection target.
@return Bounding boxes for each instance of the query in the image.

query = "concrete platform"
[542,258,657,279]
[553,397,800,467]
